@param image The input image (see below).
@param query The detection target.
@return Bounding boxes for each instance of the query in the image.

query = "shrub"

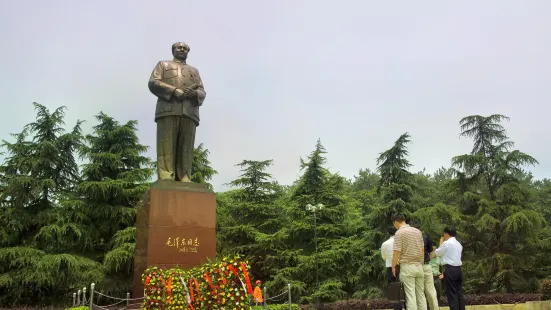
[461,293,542,306]
[298,293,543,310]
[253,304,300,310]
[540,279,551,300]
[300,300,369,310]
[0,308,65,310]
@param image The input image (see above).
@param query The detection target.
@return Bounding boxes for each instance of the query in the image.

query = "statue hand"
[183,87,196,98]
[173,89,186,101]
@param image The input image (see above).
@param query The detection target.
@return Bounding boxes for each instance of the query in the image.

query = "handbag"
[387,281,406,308]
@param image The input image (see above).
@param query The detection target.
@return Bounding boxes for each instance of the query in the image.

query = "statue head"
[172,42,190,61]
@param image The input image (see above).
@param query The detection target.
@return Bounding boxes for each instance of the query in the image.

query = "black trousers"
[387,266,402,310]
[444,265,465,310]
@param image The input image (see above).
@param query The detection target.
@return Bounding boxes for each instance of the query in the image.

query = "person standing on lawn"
[391,213,426,310]
[381,227,402,310]
[435,227,465,310]
[429,244,443,300]
[411,222,440,310]
[253,280,264,305]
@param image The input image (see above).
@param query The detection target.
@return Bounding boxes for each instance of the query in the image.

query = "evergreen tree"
[279,140,353,303]
[357,134,414,295]
[218,159,284,282]
[74,112,154,295]
[533,178,551,222]
[191,143,218,189]
[370,132,415,238]
[450,115,543,293]
[0,103,102,306]
[2,106,551,307]
[355,133,417,298]
[452,114,538,200]
[417,115,546,293]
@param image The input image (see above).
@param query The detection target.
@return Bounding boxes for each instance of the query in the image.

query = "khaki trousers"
[400,263,426,310]
[423,264,439,310]
[156,116,196,181]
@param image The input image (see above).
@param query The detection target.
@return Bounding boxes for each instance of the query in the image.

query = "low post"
[89,283,95,310]
[263,286,267,309]
[83,287,87,305]
[73,293,76,307]
[288,283,292,310]
[127,292,130,306]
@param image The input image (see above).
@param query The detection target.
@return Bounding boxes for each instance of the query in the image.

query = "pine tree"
[449,115,544,293]
[218,159,284,282]
[415,115,546,293]
[452,114,538,200]
[370,133,415,236]
[355,133,416,298]
[279,139,353,303]
[74,112,154,295]
[191,143,217,189]
[0,103,103,306]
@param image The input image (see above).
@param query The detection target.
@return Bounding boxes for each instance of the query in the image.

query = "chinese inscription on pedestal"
[166,237,200,253]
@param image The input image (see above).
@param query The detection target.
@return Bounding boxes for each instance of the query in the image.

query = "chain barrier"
[92,299,126,309]
[71,283,145,309]
[91,290,144,309]
[94,291,144,302]
[74,282,293,309]
[265,289,288,301]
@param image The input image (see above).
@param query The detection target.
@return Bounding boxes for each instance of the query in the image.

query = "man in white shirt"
[381,227,401,310]
[435,227,465,310]
[381,228,396,276]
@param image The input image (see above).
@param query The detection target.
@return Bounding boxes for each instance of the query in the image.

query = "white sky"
[1,0,550,190]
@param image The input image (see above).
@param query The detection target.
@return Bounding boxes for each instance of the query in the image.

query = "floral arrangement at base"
[142,255,254,310]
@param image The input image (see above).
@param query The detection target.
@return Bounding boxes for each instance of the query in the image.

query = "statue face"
[173,44,189,60]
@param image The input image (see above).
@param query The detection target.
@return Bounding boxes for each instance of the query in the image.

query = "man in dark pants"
[435,227,465,310]
[381,227,402,310]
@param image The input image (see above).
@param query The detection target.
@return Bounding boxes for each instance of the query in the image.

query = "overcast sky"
[1,0,550,191]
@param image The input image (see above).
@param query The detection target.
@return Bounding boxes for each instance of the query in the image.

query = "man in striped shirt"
[391,213,426,310]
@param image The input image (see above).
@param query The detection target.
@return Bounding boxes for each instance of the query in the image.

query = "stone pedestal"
[132,181,216,298]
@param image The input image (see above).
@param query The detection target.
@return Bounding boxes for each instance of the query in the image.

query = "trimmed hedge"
[0,308,65,310]
[298,293,544,310]
[540,279,551,301]
[253,305,300,310]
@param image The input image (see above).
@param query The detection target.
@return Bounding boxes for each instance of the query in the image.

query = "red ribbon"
[228,265,240,278]
[240,263,254,295]
[167,277,172,296]
[158,276,172,303]
[194,277,202,301]
[205,272,215,292]
[189,279,195,302]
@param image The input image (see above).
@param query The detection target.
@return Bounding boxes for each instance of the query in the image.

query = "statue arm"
[193,69,206,106]
[148,61,177,101]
